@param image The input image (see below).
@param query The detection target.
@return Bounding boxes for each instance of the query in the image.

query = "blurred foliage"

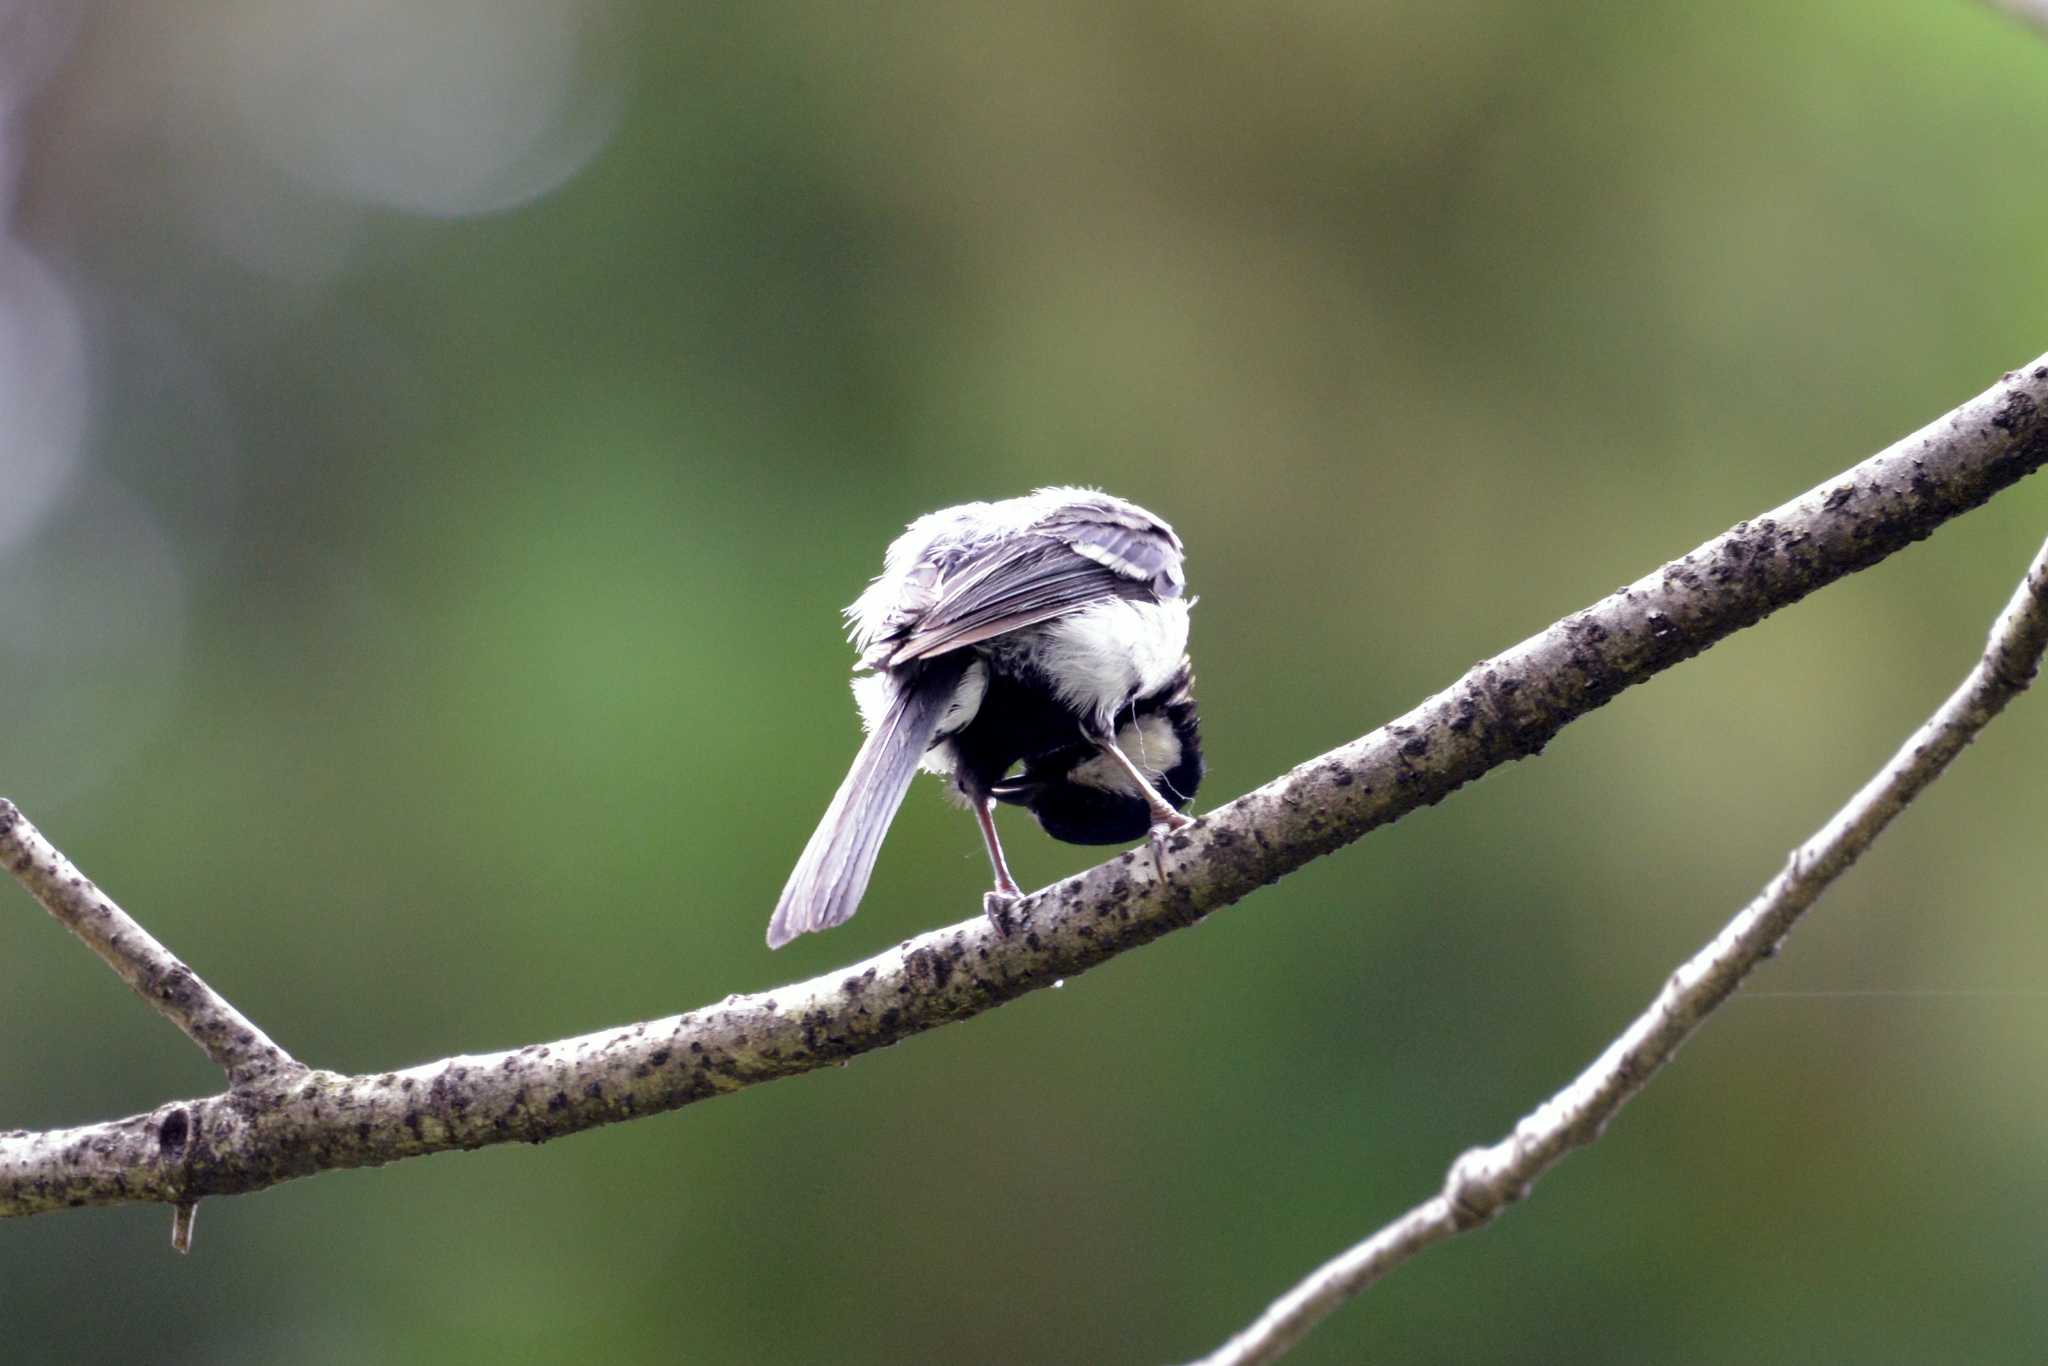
[4,2,2047,1363]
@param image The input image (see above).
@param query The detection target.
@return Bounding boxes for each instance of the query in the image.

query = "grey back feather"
[872,500,1184,668]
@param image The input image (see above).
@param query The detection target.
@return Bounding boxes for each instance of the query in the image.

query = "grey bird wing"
[881,507,1184,667]
[1046,496,1185,595]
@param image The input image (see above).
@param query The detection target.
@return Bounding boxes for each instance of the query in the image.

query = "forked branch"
[0,805,297,1090]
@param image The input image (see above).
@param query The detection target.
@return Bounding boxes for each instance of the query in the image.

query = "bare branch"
[0,802,299,1089]
[3,355,2046,1226]
[1187,536,2048,1366]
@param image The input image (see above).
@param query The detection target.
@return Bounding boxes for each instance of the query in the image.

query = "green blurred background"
[4,2,2047,1362]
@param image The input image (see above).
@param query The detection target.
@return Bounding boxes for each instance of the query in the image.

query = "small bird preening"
[766,487,1204,949]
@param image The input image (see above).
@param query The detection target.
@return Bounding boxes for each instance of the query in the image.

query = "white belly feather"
[1032,597,1189,731]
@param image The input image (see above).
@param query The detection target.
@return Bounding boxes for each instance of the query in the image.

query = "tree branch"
[3,355,2046,1231]
[0,802,299,1089]
[1186,531,2048,1366]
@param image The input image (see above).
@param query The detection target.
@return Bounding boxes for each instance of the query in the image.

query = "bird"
[766,487,1204,949]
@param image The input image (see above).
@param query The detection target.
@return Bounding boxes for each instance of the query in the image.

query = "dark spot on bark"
[689,1040,703,1053]
[879,1008,901,1031]
[153,963,195,1004]
[761,998,779,1013]
[585,1082,605,1100]
[1992,390,2039,433]
[427,1074,470,1113]
[1824,483,1856,510]
[158,1109,190,1160]
[547,1092,569,1112]
[1399,735,1428,758]
[906,946,954,991]
[403,1111,424,1139]
[650,1048,672,1066]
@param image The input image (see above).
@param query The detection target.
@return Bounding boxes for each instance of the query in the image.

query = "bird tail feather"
[766,658,965,948]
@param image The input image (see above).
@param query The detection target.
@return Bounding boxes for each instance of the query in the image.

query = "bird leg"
[974,797,1023,936]
[1090,733,1195,886]
[1091,735,1196,831]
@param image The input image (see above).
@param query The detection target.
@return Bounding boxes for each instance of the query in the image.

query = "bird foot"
[1146,813,1194,885]
[983,888,1021,938]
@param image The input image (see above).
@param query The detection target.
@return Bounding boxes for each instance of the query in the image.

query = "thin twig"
[1186,536,2048,1366]
[0,803,299,1089]
[2,356,2046,1226]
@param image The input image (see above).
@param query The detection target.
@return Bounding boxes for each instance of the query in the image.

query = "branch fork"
[1,799,304,1247]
